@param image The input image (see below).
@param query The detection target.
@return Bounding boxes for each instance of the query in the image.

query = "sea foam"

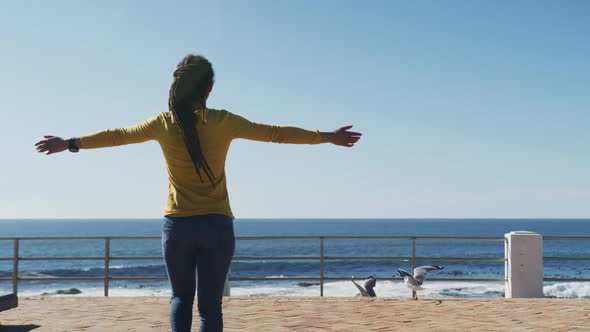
[12,281,590,298]
[544,282,590,298]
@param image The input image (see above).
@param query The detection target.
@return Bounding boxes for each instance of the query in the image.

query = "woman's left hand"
[35,136,68,155]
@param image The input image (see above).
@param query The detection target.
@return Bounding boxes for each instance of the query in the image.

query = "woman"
[34,54,362,332]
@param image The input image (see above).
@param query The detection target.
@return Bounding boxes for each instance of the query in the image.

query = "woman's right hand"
[320,125,362,147]
[35,136,68,155]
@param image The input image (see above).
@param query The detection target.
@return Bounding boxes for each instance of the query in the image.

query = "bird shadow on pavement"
[0,324,41,332]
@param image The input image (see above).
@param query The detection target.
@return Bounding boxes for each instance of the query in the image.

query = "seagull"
[397,266,444,300]
[351,275,377,297]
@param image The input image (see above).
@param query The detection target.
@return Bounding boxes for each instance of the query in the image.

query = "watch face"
[68,139,79,152]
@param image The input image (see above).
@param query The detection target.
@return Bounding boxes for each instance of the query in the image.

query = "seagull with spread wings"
[397,266,444,300]
[351,275,377,297]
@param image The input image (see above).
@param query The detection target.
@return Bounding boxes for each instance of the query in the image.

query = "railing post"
[104,238,110,297]
[223,268,231,296]
[411,238,416,299]
[13,239,19,295]
[320,237,324,297]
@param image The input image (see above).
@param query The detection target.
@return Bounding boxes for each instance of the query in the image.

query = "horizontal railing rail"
[0,236,507,241]
[1,236,589,296]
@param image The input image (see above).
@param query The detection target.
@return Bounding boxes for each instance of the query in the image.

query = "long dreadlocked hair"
[168,54,216,186]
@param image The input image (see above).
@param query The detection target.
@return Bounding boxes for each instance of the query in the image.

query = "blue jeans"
[162,214,235,332]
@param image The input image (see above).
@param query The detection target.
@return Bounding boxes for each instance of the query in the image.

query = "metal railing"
[232,236,508,297]
[541,236,590,282]
[1,236,588,296]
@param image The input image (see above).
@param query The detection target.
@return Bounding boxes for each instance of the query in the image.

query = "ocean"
[1,219,589,298]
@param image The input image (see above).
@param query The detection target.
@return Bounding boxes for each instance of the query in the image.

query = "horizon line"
[1,217,590,221]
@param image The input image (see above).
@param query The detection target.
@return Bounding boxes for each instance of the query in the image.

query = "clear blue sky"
[1,1,589,218]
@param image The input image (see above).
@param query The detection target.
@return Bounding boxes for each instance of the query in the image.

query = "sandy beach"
[1,297,589,331]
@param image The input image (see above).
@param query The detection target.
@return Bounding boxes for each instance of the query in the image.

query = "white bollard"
[504,231,544,298]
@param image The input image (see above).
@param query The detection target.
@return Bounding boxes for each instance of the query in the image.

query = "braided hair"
[168,54,215,186]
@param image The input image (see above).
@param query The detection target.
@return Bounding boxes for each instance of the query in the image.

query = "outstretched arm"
[34,115,161,155]
[227,111,362,147]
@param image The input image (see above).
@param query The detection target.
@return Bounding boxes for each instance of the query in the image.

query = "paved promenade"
[1,297,589,331]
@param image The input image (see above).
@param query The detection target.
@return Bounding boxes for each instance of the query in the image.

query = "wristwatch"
[68,138,79,153]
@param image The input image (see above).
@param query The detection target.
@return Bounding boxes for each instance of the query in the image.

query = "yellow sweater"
[80,109,321,218]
